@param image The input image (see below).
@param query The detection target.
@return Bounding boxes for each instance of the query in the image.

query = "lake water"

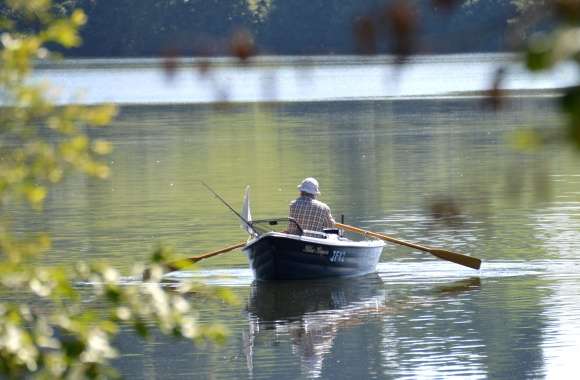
[35,53,577,105]
[24,55,580,378]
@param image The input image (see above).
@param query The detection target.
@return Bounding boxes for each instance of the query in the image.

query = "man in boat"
[287,177,336,235]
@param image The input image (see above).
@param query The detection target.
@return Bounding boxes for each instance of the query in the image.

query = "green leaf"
[24,185,46,208]
[70,9,87,27]
[104,286,122,304]
[561,86,580,149]
[133,319,149,338]
[526,49,552,71]
[7,0,50,15]
[0,17,15,30]
[83,105,117,126]
[62,336,86,359]
[526,38,553,72]
[43,20,82,48]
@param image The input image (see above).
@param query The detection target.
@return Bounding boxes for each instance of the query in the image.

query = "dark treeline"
[65,0,525,57]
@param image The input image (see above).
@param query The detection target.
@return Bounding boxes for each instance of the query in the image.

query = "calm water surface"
[34,53,577,105]
[25,56,580,378]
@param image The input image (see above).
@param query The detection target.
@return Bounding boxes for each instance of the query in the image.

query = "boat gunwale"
[243,231,386,251]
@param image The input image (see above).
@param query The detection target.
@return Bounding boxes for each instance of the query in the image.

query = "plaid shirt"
[288,195,335,235]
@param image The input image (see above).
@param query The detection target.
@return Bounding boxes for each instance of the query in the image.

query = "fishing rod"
[201,181,258,236]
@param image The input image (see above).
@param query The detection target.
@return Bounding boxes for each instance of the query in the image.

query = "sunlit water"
[15,55,580,378]
[34,53,577,105]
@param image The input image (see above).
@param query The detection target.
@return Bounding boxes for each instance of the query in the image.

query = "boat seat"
[302,228,344,240]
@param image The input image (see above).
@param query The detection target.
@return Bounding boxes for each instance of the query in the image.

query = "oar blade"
[337,222,482,270]
[428,248,482,270]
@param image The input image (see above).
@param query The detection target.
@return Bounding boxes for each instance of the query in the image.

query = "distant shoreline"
[33,52,520,70]
[63,91,563,108]
[445,88,564,98]
[0,91,560,109]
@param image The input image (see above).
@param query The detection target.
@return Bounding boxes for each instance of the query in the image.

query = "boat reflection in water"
[243,275,481,379]
[244,274,384,378]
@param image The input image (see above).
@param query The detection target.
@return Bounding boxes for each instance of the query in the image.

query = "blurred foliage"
[463,0,580,149]
[349,0,578,151]
[0,1,234,378]
[517,0,580,149]
[245,0,273,22]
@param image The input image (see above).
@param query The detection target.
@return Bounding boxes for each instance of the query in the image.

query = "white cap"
[298,177,320,195]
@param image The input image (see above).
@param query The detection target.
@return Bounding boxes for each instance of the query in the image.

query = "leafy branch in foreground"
[0,1,234,378]
[512,0,580,149]
[439,0,579,150]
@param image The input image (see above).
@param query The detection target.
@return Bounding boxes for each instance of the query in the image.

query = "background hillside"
[67,0,532,57]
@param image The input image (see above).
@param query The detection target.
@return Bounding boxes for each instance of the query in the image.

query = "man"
[288,177,336,235]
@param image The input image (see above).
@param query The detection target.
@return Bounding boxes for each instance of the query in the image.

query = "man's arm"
[325,208,336,228]
[287,203,298,234]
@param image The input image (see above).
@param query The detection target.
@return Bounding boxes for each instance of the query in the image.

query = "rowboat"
[143,184,479,282]
[243,219,385,281]
[234,182,385,281]
[184,183,479,284]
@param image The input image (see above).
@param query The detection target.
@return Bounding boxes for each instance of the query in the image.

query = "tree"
[0,1,233,378]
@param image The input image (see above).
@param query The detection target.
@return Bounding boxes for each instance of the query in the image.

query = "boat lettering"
[330,250,346,263]
[302,245,329,256]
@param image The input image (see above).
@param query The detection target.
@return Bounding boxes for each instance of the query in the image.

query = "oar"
[336,222,481,270]
[143,241,246,280]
